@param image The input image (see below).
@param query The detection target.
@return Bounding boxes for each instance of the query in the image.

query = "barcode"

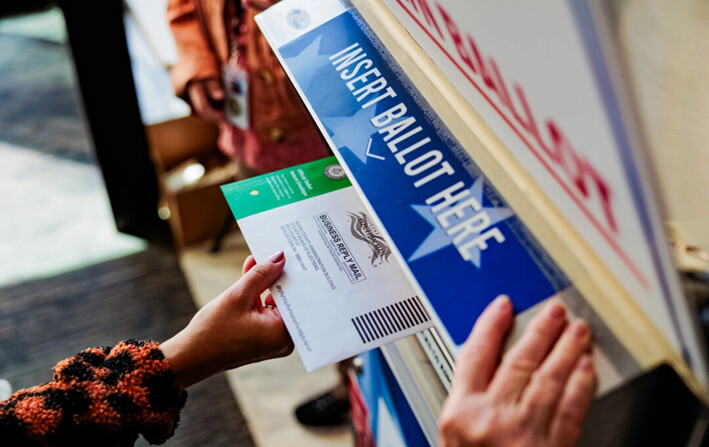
[351,296,430,344]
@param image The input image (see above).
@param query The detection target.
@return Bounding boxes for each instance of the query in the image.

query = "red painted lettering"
[436,5,475,73]
[548,122,617,232]
[466,34,495,90]
[587,166,616,234]
[402,0,445,41]
[515,85,559,164]
[488,58,526,129]
[547,122,588,197]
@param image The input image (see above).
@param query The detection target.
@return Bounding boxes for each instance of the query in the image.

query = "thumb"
[236,251,286,306]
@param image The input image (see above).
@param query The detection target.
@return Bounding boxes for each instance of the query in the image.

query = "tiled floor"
[0,141,145,285]
[179,233,354,447]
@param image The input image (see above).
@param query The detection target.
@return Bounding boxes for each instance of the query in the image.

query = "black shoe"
[295,391,350,427]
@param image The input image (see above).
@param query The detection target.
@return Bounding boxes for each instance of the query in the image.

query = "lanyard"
[227,0,244,65]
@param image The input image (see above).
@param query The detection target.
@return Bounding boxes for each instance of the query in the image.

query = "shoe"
[295,391,350,427]
[0,379,12,401]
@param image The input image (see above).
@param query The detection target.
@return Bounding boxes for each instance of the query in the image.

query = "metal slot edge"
[380,330,453,446]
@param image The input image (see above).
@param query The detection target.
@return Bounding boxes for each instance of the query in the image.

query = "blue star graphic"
[408,178,514,267]
[282,34,332,93]
[324,105,380,164]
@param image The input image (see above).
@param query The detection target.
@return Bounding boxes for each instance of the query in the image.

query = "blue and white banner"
[257,1,570,349]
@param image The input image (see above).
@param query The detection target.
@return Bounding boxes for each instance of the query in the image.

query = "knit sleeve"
[0,340,187,447]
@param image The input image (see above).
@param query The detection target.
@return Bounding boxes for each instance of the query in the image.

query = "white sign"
[377,0,704,380]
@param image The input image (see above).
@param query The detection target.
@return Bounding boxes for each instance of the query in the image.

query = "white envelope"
[222,157,432,371]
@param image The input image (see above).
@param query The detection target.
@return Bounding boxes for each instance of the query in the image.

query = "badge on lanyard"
[224,64,250,129]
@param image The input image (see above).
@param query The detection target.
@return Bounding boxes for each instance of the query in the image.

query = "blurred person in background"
[167,0,330,176]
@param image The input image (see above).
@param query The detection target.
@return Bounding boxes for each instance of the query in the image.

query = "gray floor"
[0,248,255,447]
[0,10,354,447]
[0,32,93,164]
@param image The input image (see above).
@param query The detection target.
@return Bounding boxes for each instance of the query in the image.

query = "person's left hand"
[161,251,294,387]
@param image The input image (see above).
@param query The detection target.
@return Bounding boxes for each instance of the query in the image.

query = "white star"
[408,178,514,267]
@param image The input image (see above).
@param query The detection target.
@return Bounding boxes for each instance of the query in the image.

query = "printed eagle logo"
[347,212,392,266]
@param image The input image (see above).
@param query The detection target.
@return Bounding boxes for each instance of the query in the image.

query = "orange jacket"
[167,0,229,99]
[167,0,331,173]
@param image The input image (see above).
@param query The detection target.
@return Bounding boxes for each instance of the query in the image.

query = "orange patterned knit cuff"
[0,340,187,447]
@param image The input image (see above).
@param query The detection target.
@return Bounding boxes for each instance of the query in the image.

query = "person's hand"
[161,251,293,387]
[439,296,596,447]
[186,77,226,123]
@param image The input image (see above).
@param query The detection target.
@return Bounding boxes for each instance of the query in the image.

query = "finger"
[188,84,216,120]
[259,302,283,324]
[264,293,276,308]
[205,77,225,101]
[188,82,223,122]
[187,82,208,108]
[231,250,285,310]
[257,297,282,319]
[201,101,225,122]
[254,311,293,360]
[452,295,513,394]
[488,300,567,402]
[242,255,257,275]
[256,292,278,314]
[519,319,591,430]
[548,354,596,446]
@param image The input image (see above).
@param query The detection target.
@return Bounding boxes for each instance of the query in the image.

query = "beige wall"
[617,1,709,250]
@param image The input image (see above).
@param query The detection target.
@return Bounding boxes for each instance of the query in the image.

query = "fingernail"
[578,355,593,372]
[572,320,589,338]
[547,302,565,320]
[269,250,285,263]
[495,295,511,312]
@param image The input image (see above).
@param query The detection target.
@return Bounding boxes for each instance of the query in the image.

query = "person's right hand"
[186,77,226,123]
[439,296,596,447]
